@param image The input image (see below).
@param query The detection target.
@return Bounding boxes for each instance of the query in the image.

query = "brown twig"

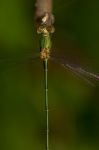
[35,0,54,27]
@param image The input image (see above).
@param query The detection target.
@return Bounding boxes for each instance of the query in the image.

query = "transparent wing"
[50,56,99,86]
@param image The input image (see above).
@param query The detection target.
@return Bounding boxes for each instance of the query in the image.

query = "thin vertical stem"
[43,59,49,150]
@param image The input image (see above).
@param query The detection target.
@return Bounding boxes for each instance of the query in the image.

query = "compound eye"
[37,26,43,34]
[50,26,55,33]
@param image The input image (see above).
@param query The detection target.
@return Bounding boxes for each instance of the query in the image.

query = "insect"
[0,1,99,150]
[36,12,55,150]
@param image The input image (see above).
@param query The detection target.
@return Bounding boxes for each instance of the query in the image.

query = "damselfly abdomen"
[0,1,99,150]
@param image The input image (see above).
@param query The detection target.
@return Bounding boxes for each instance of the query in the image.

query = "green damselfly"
[0,1,99,150]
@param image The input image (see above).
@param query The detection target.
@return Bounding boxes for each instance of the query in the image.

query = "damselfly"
[0,1,99,150]
[0,0,99,84]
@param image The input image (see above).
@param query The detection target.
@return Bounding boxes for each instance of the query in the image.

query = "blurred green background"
[0,0,99,149]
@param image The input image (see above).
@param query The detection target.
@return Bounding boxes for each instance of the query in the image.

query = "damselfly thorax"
[36,12,55,60]
[0,2,99,86]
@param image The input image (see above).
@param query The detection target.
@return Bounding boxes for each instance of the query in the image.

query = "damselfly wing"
[0,0,99,86]
[0,50,99,86]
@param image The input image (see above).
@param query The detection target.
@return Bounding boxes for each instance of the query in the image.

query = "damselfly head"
[37,26,49,35]
[37,25,55,35]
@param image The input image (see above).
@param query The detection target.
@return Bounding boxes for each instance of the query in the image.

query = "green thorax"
[40,33,51,51]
